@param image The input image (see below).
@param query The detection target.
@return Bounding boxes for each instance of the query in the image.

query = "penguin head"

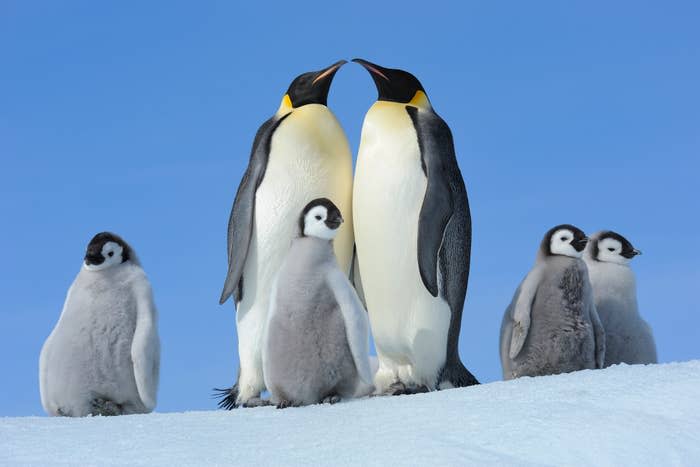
[299,198,344,241]
[352,58,431,109]
[589,230,641,265]
[542,224,588,258]
[277,60,347,113]
[84,232,131,271]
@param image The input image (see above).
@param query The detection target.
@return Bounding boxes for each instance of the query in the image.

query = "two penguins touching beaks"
[39,59,657,416]
[217,58,477,409]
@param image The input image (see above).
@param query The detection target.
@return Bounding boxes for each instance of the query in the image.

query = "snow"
[2,361,700,466]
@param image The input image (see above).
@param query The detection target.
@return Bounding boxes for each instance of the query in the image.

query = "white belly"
[234,104,354,399]
[353,102,450,388]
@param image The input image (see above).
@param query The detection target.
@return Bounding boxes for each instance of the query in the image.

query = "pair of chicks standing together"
[500,225,657,380]
[217,58,479,409]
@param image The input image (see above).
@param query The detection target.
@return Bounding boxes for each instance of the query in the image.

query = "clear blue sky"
[1,2,698,417]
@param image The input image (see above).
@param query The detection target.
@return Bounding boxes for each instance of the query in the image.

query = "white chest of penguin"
[353,102,451,368]
[253,105,353,267]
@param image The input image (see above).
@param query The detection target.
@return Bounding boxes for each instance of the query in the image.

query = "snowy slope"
[2,361,700,466]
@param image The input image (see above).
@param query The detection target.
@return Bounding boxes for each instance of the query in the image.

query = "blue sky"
[1,1,698,416]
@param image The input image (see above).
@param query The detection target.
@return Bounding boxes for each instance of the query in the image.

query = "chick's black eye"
[108,252,114,257]
[560,236,568,242]
[315,215,322,220]
[607,247,615,252]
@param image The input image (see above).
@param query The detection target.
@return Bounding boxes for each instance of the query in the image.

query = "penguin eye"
[108,252,114,257]
[560,236,568,242]
[607,247,615,252]
[315,215,322,220]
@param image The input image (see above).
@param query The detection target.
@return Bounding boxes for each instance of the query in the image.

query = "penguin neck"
[288,236,336,267]
[586,260,638,309]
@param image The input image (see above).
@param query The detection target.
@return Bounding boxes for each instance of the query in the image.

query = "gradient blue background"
[1,2,698,416]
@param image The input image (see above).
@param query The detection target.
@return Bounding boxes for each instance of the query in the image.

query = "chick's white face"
[303,206,340,240]
[550,228,584,258]
[597,237,632,265]
[84,241,124,271]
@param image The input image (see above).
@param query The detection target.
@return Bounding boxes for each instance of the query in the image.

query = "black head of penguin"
[84,232,130,266]
[352,58,427,105]
[285,60,347,108]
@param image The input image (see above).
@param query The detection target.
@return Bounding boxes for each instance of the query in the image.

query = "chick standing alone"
[500,225,605,380]
[263,199,374,408]
[39,232,160,416]
[584,231,657,366]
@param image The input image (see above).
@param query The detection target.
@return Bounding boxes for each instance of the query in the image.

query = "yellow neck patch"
[276,94,293,115]
[408,90,431,109]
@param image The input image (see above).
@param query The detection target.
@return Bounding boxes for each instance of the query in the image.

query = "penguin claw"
[276,400,293,409]
[242,397,271,408]
[321,395,341,405]
[90,398,122,416]
[385,382,429,396]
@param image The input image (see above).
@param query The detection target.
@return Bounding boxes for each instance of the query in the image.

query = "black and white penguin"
[352,59,478,394]
[217,61,354,408]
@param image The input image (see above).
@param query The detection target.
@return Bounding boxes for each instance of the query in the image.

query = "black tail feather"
[213,384,239,410]
[439,360,480,388]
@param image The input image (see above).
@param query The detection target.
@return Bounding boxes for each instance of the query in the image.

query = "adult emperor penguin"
[217,61,355,408]
[352,58,478,394]
[39,232,160,416]
[584,230,657,366]
[263,199,373,408]
[499,225,606,380]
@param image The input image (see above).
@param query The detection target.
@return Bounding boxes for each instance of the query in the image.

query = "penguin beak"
[325,215,344,230]
[352,58,390,82]
[84,253,103,266]
[311,60,348,86]
[621,247,642,259]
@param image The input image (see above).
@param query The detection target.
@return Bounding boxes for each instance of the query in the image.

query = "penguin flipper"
[131,280,160,412]
[220,113,291,305]
[406,106,455,298]
[589,301,606,369]
[326,269,374,386]
[349,244,367,309]
[508,268,543,359]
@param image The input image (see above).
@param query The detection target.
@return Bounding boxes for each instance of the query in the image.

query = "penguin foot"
[321,395,341,405]
[90,398,122,416]
[213,384,240,410]
[385,382,429,396]
[242,397,271,408]
[276,400,294,410]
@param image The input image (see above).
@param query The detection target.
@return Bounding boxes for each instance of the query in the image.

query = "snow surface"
[2,361,700,466]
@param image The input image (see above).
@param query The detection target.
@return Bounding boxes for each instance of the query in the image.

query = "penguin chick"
[584,230,657,366]
[263,198,374,408]
[500,225,605,380]
[39,232,160,416]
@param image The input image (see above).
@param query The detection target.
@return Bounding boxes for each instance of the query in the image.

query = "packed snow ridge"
[2,361,700,466]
